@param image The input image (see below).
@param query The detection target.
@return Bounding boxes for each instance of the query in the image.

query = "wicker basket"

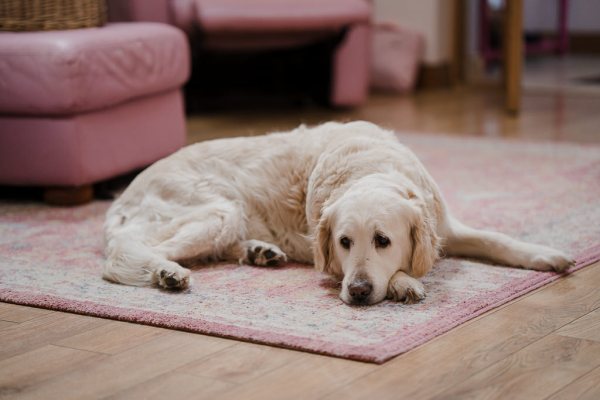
[0,0,106,31]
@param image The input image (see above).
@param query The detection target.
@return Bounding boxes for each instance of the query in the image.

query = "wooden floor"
[2,87,600,400]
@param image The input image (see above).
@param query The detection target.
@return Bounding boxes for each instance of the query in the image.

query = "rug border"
[1,244,599,364]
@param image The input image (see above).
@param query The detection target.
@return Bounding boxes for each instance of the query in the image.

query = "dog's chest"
[244,197,313,263]
[274,229,313,263]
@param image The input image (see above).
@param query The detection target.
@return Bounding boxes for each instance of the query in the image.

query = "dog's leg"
[387,271,426,303]
[442,216,575,272]
[105,201,245,290]
[154,202,245,261]
[103,232,191,290]
[149,203,246,289]
[238,239,288,267]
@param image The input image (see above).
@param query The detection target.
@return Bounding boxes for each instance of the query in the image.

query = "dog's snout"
[348,280,373,303]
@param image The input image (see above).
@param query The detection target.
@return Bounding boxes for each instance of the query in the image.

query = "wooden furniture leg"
[43,185,94,206]
[504,0,523,115]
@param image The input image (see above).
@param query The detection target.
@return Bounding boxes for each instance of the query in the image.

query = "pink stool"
[0,22,190,204]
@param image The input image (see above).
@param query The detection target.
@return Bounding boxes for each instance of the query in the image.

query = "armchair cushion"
[0,22,189,115]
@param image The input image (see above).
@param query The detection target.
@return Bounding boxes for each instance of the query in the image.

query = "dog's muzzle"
[347,279,373,304]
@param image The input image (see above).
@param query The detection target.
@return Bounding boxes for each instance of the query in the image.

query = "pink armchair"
[0,22,190,204]
[107,0,371,107]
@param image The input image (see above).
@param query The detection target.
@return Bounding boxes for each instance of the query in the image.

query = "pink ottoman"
[0,22,190,204]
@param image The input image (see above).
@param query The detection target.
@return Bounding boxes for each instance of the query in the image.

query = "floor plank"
[0,313,107,360]
[181,342,302,384]
[55,320,167,355]
[557,307,600,342]
[106,372,234,400]
[8,331,235,400]
[429,334,600,400]
[322,262,600,400]
[216,353,377,400]
[0,303,52,323]
[547,365,600,400]
[0,344,106,397]
[186,89,600,145]
[0,320,16,330]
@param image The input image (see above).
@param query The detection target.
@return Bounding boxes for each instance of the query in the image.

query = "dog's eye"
[374,233,391,248]
[340,236,352,249]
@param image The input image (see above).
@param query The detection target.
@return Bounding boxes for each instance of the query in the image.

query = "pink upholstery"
[371,23,423,93]
[191,0,369,33]
[0,23,190,188]
[0,91,186,186]
[0,23,189,115]
[171,0,200,33]
[107,0,372,107]
[331,25,371,107]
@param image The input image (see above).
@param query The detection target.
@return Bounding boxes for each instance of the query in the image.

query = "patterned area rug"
[1,134,599,363]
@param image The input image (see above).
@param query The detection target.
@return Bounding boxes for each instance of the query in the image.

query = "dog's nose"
[348,280,372,303]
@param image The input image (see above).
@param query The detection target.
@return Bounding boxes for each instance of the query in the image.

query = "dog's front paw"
[527,248,575,273]
[387,271,426,304]
[244,240,287,267]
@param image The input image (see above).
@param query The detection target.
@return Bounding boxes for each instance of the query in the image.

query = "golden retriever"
[103,121,574,305]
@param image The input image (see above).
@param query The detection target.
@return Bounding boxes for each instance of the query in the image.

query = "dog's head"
[313,174,439,305]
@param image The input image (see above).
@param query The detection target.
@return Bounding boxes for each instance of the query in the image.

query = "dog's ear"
[313,210,341,277]
[408,197,440,278]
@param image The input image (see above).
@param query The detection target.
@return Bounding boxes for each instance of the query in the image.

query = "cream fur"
[104,121,575,305]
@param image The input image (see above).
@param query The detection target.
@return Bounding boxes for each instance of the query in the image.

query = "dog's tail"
[103,212,161,287]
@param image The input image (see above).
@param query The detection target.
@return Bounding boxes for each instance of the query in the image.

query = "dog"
[103,121,574,305]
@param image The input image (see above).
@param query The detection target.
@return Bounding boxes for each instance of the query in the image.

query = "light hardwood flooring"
[2,87,600,400]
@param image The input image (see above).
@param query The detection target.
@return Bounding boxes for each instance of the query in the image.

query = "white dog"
[103,121,574,305]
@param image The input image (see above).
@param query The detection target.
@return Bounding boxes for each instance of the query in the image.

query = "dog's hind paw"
[528,249,575,273]
[243,240,287,267]
[157,267,191,290]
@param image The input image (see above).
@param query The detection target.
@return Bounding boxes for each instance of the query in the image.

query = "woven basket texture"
[0,0,106,31]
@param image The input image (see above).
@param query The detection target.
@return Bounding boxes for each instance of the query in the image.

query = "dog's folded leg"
[105,200,246,290]
[239,240,288,267]
[103,235,191,290]
[442,216,575,272]
[387,271,426,304]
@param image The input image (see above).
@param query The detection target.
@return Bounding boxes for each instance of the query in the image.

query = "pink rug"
[1,134,599,363]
